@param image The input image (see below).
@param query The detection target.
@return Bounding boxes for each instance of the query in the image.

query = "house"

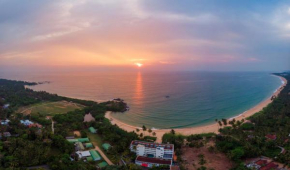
[130,140,174,160]
[88,127,97,134]
[67,138,90,143]
[89,150,101,161]
[260,162,279,170]
[0,132,11,139]
[102,143,111,151]
[1,119,10,125]
[86,156,93,162]
[76,151,91,159]
[20,120,34,126]
[85,143,94,148]
[75,142,85,151]
[246,159,268,169]
[3,104,9,109]
[97,162,108,169]
[135,156,172,168]
[255,160,268,167]
[265,134,277,140]
[28,123,42,128]
[66,136,75,139]
[46,116,52,120]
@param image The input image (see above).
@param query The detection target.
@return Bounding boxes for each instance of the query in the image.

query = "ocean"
[0,71,283,129]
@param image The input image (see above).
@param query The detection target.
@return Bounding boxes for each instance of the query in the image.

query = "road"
[92,142,114,165]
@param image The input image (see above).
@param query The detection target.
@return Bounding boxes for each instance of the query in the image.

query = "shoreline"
[105,76,287,143]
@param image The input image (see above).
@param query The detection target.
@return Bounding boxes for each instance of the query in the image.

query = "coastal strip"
[105,76,287,143]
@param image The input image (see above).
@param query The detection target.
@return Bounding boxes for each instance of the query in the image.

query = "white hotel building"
[130,140,174,167]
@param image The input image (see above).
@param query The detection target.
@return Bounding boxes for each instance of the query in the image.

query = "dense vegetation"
[215,73,290,168]
[0,79,139,169]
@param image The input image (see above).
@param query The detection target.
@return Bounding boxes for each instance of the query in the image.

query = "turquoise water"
[0,71,283,129]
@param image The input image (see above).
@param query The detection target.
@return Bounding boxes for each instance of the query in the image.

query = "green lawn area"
[87,131,104,147]
[17,100,84,116]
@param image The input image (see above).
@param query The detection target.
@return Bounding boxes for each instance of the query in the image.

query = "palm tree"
[218,121,222,128]
[222,118,227,126]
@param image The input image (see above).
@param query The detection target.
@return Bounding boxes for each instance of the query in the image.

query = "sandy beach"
[105,76,287,143]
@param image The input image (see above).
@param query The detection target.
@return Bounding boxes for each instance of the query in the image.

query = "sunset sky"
[0,0,289,71]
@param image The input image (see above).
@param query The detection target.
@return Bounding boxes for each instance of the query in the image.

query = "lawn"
[17,100,84,116]
[87,131,104,147]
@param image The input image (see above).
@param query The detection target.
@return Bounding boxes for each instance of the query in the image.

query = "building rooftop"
[98,161,108,168]
[102,143,111,150]
[86,156,93,162]
[88,127,97,133]
[75,142,85,151]
[85,143,94,148]
[89,150,101,161]
[67,138,90,143]
[0,132,11,138]
[131,140,174,150]
[255,160,267,166]
[260,162,278,170]
[265,134,277,140]
[28,123,42,128]
[136,156,172,165]
[76,151,91,158]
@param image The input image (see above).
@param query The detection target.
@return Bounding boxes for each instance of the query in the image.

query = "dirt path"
[92,142,114,165]
[51,119,54,134]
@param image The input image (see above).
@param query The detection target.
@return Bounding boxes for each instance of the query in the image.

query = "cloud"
[247,57,262,62]
[159,61,175,64]
[123,0,218,23]
[270,5,290,38]
[0,0,289,71]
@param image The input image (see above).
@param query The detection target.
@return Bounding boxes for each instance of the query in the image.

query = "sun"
[135,63,143,67]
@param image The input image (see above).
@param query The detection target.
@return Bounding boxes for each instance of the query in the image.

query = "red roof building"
[255,160,267,166]
[265,134,277,140]
[135,156,172,168]
[28,123,42,128]
[260,162,278,170]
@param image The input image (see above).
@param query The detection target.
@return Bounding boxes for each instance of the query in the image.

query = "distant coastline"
[106,75,287,143]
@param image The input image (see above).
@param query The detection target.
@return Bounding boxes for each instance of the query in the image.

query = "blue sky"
[0,0,289,72]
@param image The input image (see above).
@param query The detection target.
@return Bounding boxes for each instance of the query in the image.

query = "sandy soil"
[105,76,287,143]
[73,131,81,137]
[181,141,234,170]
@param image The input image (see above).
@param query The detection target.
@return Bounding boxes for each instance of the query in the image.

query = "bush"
[240,123,254,130]
[80,130,87,138]
[143,136,157,142]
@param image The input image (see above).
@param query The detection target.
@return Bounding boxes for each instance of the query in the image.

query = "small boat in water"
[165,95,170,98]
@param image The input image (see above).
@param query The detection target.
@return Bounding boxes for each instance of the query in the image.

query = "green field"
[17,101,84,116]
[87,131,104,147]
